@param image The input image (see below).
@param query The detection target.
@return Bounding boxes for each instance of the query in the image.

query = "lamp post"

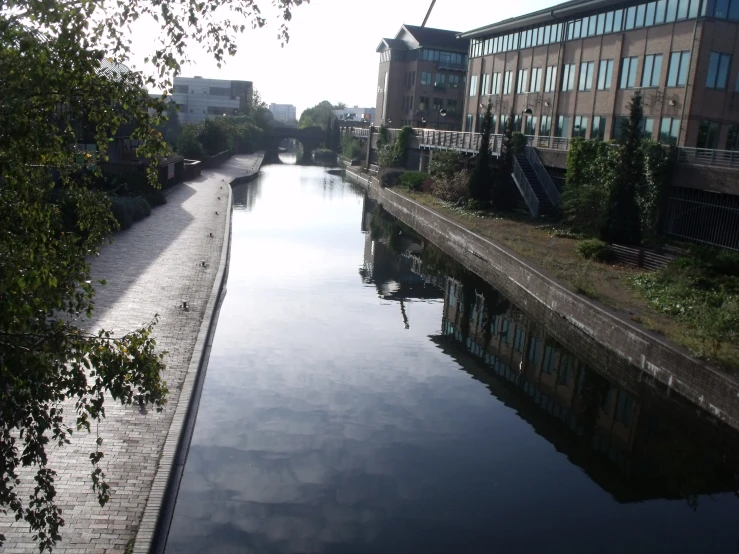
[437,108,447,129]
[421,117,427,128]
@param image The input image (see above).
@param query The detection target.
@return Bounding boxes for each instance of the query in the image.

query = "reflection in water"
[165,168,739,554]
[232,178,261,212]
[278,138,303,164]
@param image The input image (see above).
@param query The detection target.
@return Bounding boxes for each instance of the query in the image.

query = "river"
[163,160,739,554]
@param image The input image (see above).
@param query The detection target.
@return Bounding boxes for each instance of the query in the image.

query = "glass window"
[465,114,474,132]
[525,115,538,135]
[556,115,571,137]
[592,116,607,140]
[677,0,689,18]
[715,0,730,17]
[574,19,582,39]
[636,4,647,26]
[517,69,529,93]
[540,115,552,135]
[625,6,637,29]
[667,51,690,86]
[613,116,629,140]
[588,15,597,36]
[579,61,594,90]
[503,71,513,94]
[545,66,558,92]
[666,0,678,21]
[421,72,432,86]
[480,74,489,94]
[706,52,732,89]
[642,54,663,87]
[531,68,542,92]
[655,0,667,22]
[646,2,657,24]
[448,75,460,88]
[562,63,576,91]
[689,0,701,16]
[418,96,429,110]
[642,117,655,138]
[605,11,615,32]
[435,73,446,87]
[726,124,739,150]
[659,117,681,144]
[614,8,624,30]
[730,0,739,18]
[620,56,638,88]
[598,59,614,90]
[573,115,589,137]
[597,13,606,33]
[697,120,720,148]
[492,72,501,94]
[513,33,519,49]
[544,25,551,43]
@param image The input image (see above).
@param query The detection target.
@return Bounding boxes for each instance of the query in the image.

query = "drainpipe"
[678,15,701,147]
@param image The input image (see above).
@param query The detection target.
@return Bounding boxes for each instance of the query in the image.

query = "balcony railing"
[678,147,739,169]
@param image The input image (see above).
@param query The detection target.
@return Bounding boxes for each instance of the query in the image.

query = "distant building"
[461,0,739,146]
[376,25,470,130]
[332,107,376,124]
[171,76,253,123]
[269,103,298,126]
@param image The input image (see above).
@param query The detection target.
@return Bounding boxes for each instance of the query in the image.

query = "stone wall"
[345,168,739,431]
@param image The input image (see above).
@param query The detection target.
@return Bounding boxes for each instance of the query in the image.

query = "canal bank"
[343,167,739,432]
[0,154,263,553]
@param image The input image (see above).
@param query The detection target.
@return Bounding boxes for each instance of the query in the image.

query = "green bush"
[380,169,404,188]
[109,196,152,230]
[399,171,429,191]
[511,132,527,155]
[429,150,463,178]
[577,238,615,262]
[340,132,362,160]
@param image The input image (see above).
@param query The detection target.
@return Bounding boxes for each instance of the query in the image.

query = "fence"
[677,147,739,169]
[611,245,675,270]
[664,186,739,251]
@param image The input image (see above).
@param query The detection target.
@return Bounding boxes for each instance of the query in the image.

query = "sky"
[132,0,562,118]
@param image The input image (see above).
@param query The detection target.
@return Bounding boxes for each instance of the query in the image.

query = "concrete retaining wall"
[344,168,739,431]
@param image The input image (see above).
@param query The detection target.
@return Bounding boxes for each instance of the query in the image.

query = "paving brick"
[0,155,262,552]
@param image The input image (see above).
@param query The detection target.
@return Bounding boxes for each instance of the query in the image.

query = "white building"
[269,103,297,125]
[171,77,253,123]
[332,107,376,124]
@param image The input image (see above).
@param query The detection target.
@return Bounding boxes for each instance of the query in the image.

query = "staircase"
[514,154,555,216]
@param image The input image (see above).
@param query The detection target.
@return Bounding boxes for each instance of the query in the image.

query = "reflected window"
[706,52,732,89]
[697,120,720,148]
[592,116,607,140]
[659,117,681,145]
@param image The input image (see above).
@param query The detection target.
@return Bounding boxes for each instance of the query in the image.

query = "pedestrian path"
[0,153,262,553]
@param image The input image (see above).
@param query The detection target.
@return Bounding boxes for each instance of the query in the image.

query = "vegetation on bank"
[351,89,737,371]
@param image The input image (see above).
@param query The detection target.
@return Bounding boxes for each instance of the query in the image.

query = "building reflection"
[232,179,261,211]
[364,199,739,504]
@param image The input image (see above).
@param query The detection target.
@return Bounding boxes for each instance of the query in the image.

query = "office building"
[269,103,298,125]
[376,25,470,130]
[460,0,739,148]
[171,77,253,123]
[332,107,376,124]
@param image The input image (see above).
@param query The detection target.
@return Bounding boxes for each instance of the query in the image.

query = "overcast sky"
[135,0,561,118]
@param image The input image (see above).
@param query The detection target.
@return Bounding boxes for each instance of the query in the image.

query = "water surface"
[165,164,739,554]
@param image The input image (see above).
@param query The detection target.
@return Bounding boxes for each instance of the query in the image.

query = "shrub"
[577,238,615,262]
[177,123,205,159]
[511,132,527,155]
[429,150,463,178]
[399,171,429,191]
[377,126,413,168]
[340,132,362,160]
[109,196,152,230]
[380,169,404,188]
[431,169,470,202]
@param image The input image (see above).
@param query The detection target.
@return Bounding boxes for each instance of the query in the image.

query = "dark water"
[164,164,739,554]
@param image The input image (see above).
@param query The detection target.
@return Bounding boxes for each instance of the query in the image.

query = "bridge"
[268,126,326,160]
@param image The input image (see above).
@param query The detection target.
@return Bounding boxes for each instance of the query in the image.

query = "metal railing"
[677,147,739,168]
[511,156,539,217]
[664,186,739,251]
[525,146,560,206]
[526,135,572,151]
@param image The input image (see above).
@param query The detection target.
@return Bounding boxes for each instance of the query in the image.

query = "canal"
[163,161,739,554]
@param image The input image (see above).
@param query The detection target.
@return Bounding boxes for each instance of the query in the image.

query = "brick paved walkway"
[0,154,262,553]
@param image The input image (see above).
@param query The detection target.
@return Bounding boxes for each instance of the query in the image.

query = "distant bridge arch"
[268,126,325,161]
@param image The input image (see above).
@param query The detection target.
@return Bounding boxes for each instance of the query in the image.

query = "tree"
[331,118,341,154]
[299,101,342,129]
[468,100,494,204]
[600,91,644,245]
[159,101,183,148]
[0,0,305,550]
[325,114,334,149]
[248,88,268,114]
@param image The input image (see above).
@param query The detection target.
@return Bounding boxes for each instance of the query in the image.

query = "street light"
[421,117,427,128]
[522,108,533,115]
[437,108,447,129]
